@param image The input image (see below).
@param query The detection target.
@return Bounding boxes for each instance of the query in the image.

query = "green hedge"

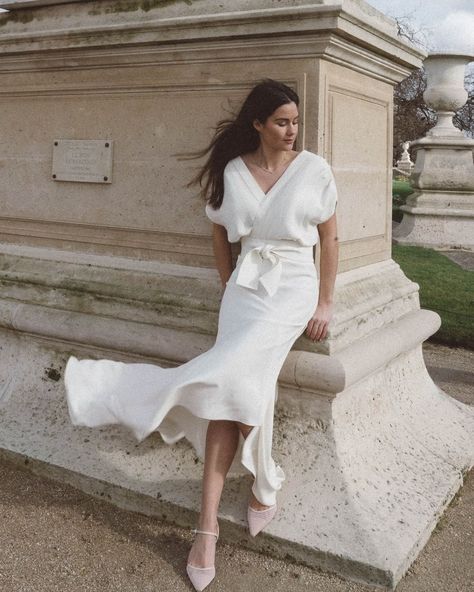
[392,177,414,223]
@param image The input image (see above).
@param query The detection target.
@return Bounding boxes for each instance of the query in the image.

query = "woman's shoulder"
[303,149,330,166]
[303,150,334,178]
[224,156,240,175]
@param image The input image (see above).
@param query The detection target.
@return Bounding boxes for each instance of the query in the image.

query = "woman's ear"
[252,118,263,133]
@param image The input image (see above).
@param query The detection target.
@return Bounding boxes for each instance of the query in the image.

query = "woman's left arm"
[305,212,339,341]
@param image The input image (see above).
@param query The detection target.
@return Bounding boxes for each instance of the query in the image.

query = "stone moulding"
[283,308,440,395]
[0,244,423,358]
[0,39,416,99]
[0,215,214,268]
[0,0,426,76]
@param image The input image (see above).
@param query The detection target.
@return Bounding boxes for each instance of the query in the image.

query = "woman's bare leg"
[234,421,273,511]
[187,419,239,568]
[188,418,273,568]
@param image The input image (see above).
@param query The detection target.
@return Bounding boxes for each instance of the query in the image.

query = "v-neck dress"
[64,149,338,506]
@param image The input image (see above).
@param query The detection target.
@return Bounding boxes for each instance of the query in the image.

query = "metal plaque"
[52,139,113,183]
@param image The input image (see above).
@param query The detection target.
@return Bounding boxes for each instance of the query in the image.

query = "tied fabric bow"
[235,244,283,297]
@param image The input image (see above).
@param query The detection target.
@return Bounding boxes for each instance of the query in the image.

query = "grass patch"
[392,244,474,349]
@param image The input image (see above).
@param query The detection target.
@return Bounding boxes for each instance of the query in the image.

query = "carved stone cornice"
[0,0,426,86]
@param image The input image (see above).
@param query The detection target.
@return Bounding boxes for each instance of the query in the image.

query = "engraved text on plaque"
[52,139,113,183]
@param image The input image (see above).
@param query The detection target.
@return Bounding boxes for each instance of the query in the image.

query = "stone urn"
[422,53,474,137]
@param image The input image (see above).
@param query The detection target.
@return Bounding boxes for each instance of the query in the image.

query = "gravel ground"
[0,342,472,592]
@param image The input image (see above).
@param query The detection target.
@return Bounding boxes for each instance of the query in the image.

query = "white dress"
[64,149,338,506]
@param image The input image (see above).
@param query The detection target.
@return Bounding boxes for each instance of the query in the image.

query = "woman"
[64,78,338,591]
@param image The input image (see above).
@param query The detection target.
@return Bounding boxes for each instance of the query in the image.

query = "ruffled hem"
[64,356,285,506]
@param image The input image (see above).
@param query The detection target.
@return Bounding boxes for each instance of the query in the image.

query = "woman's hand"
[307,212,338,342]
[305,301,334,341]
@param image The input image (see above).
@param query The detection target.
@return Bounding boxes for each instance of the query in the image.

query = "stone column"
[393,53,474,250]
[0,2,472,589]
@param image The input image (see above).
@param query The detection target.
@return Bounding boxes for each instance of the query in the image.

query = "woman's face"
[253,101,299,152]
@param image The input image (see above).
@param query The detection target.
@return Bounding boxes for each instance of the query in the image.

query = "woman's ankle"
[198,516,218,531]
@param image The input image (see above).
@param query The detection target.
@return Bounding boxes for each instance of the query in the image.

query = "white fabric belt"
[235,236,313,297]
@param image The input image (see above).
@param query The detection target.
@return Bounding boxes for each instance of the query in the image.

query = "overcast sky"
[366,0,474,54]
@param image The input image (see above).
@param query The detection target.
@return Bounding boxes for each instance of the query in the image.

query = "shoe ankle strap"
[191,528,219,539]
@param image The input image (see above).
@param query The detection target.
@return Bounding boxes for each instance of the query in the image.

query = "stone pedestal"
[394,135,474,250]
[394,53,474,250]
[0,2,472,590]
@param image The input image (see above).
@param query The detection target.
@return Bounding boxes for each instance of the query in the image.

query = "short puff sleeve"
[309,162,338,225]
[205,201,225,225]
[204,161,254,243]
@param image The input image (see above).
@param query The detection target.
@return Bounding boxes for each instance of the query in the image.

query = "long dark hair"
[181,78,299,209]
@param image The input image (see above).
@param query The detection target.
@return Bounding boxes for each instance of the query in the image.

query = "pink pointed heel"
[186,522,219,591]
[247,502,277,537]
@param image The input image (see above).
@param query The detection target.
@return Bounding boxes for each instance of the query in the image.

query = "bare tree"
[391,13,474,163]
[394,69,434,164]
[391,8,431,52]
[456,66,474,139]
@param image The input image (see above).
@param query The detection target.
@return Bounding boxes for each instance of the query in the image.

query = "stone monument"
[394,53,474,250]
[0,1,472,589]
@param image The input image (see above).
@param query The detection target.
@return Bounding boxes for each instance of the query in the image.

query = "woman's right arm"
[211,223,233,288]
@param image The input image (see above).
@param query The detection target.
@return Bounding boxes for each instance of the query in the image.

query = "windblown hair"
[181,78,299,209]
